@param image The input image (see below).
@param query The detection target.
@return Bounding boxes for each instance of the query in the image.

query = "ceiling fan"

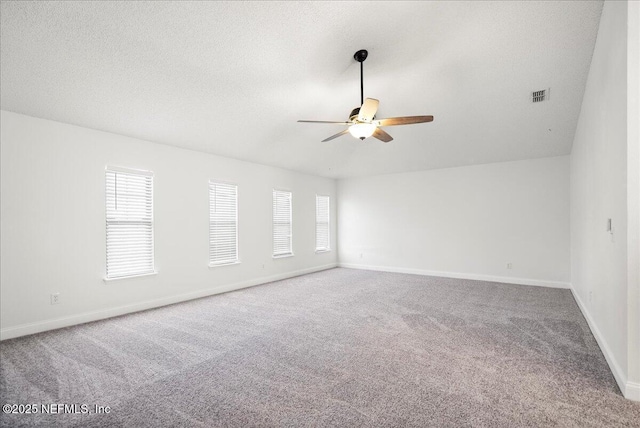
[298,49,434,142]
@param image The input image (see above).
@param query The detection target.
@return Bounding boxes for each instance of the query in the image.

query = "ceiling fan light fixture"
[349,123,376,140]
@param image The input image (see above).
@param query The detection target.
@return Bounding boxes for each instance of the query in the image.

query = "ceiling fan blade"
[372,127,393,143]
[357,98,379,122]
[298,120,350,125]
[375,115,434,126]
[321,129,350,142]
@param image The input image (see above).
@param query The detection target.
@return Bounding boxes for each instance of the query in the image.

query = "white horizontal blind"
[209,181,238,265]
[316,195,330,251]
[273,190,292,257]
[105,167,154,279]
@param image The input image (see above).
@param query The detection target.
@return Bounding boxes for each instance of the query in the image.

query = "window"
[209,181,238,266]
[316,195,330,252]
[105,166,154,279]
[273,190,293,257]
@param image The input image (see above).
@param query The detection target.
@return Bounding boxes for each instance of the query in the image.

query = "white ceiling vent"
[532,89,549,103]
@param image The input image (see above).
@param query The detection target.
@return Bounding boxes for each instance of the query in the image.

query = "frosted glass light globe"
[348,123,376,140]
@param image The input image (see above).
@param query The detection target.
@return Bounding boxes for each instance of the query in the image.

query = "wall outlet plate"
[50,293,60,305]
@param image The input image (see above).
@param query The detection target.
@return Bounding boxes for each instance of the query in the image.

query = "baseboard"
[626,382,640,401]
[571,288,639,401]
[0,263,337,341]
[338,263,571,289]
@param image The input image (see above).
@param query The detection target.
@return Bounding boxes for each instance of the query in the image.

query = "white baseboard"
[0,263,337,341]
[626,382,640,401]
[338,263,571,289]
[571,288,639,401]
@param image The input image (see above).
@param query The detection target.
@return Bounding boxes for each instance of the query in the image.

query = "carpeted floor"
[1,268,639,427]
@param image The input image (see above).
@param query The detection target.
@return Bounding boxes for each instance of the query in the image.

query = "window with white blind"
[315,195,330,252]
[105,166,155,280]
[273,189,293,257]
[209,181,238,266]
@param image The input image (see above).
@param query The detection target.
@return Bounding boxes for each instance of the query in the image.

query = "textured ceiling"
[1,1,603,178]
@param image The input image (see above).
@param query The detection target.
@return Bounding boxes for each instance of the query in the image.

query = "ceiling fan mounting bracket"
[353,49,368,63]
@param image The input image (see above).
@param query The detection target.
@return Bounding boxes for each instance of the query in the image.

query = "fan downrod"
[354,49,368,106]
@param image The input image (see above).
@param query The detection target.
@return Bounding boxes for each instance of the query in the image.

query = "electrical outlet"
[507,263,513,269]
[50,293,60,305]
[262,264,265,269]
[360,253,363,258]
[589,291,593,302]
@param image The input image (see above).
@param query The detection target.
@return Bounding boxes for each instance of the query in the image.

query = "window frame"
[315,194,331,253]
[208,180,240,267]
[104,165,156,281]
[272,189,293,258]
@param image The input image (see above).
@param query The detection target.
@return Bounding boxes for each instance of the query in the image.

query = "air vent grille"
[532,89,549,103]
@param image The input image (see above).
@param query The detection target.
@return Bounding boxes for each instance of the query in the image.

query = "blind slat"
[209,182,238,265]
[315,195,330,251]
[273,190,292,256]
[106,168,154,278]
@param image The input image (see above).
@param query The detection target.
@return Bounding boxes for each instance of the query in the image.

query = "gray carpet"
[1,268,639,427]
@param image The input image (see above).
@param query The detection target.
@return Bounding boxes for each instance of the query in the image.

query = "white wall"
[0,110,337,339]
[570,0,639,400]
[338,156,570,288]
[627,0,640,398]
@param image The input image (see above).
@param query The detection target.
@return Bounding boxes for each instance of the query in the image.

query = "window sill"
[208,260,241,268]
[103,271,158,282]
[315,249,331,254]
[272,253,294,259]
